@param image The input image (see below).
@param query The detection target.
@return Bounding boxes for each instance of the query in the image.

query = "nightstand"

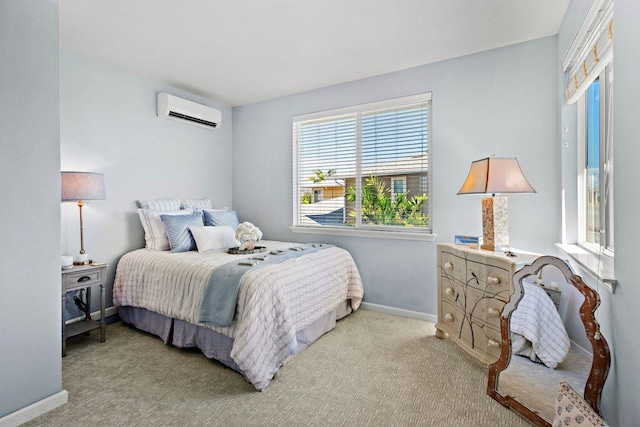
[61,264,107,356]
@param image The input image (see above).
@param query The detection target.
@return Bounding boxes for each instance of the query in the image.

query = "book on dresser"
[435,242,539,365]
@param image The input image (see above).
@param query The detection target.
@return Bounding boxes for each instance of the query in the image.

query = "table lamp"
[61,171,106,264]
[457,157,535,251]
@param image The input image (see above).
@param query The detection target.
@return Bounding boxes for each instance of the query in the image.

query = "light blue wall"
[606,0,639,424]
[611,0,640,420]
[612,0,640,426]
[232,37,560,316]
[0,0,62,418]
[558,0,640,424]
[60,51,234,309]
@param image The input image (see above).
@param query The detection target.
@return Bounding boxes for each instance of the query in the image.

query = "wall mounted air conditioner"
[157,92,221,130]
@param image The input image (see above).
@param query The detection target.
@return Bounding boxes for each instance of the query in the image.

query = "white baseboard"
[360,302,437,323]
[0,390,68,427]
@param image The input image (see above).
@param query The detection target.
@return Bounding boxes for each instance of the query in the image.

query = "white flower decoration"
[235,221,263,243]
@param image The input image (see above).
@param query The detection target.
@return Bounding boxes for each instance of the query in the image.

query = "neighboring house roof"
[329,152,428,179]
[301,179,345,191]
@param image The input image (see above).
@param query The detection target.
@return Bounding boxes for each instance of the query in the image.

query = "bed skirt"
[118,300,353,380]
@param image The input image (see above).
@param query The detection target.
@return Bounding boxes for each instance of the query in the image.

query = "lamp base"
[73,253,91,265]
[481,196,509,252]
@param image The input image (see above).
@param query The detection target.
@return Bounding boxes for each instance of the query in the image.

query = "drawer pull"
[77,276,91,283]
[487,276,500,285]
[487,308,501,317]
[444,313,454,322]
[444,262,453,271]
[487,339,500,348]
[445,287,454,295]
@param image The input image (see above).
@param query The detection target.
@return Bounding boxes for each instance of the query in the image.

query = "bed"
[510,280,570,369]
[113,239,364,391]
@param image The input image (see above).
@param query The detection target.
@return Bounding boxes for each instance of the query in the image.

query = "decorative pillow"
[180,199,213,210]
[189,225,240,253]
[553,381,608,427]
[138,208,194,251]
[203,209,240,230]
[138,198,181,211]
[160,213,204,253]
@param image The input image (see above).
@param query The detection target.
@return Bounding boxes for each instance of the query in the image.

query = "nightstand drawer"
[63,268,103,290]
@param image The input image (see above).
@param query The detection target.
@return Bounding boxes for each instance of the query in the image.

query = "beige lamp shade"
[61,171,106,201]
[457,157,536,195]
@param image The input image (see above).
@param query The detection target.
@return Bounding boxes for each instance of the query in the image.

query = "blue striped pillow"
[160,213,203,253]
[203,209,240,230]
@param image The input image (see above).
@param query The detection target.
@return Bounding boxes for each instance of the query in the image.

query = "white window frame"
[576,65,614,258]
[291,93,435,241]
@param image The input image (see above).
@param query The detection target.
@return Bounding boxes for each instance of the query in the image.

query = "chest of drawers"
[435,243,538,365]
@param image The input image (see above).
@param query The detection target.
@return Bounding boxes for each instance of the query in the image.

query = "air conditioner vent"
[157,93,221,130]
[168,111,218,128]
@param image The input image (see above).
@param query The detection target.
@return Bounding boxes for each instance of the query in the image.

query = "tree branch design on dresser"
[441,259,511,351]
[435,243,539,366]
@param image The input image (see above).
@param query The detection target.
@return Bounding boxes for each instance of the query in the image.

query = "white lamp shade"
[61,172,106,201]
[457,157,535,195]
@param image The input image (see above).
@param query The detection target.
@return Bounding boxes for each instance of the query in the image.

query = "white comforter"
[113,241,364,390]
[510,281,570,369]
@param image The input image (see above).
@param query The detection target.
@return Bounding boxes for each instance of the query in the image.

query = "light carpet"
[23,309,530,426]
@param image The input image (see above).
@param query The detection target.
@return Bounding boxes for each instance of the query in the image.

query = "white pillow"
[138,208,193,251]
[138,198,181,211]
[180,199,213,210]
[189,225,240,253]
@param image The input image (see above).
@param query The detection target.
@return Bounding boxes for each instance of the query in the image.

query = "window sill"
[555,243,616,294]
[290,225,436,242]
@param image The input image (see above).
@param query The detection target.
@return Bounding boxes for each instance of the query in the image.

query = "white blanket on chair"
[510,281,570,369]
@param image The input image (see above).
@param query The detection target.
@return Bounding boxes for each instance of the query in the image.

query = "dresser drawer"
[470,322,502,363]
[439,250,465,285]
[466,286,508,331]
[441,249,511,294]
[63,268,103,291]
[466,259,511,292]
[439,299,465,339]
[440,300,502,363]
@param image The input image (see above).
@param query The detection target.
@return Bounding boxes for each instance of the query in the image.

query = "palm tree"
[307,168,336,183]
[345,175,428,226]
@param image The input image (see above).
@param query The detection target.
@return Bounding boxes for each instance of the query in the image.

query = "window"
[391,176,407,202]
[293,93,432,236]
[563,0,613,257]
[577,66,614,254]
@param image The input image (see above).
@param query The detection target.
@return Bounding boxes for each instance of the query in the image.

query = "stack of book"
[454,235,482,246]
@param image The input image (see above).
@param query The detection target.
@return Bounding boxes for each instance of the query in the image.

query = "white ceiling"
[60,0,569,107]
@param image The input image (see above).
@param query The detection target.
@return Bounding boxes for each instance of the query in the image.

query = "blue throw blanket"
[198,244,334,327]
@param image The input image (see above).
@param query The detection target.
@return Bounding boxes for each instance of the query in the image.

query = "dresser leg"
[435,328,446,339]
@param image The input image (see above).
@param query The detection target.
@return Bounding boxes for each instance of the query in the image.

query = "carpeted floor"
[23,309,530,426]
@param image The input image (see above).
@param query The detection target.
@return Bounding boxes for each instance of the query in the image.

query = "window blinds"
[562,0,613,105]
[293,94,431,230]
